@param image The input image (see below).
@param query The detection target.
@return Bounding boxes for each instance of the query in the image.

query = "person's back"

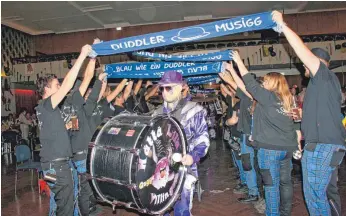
[302,61,345,146]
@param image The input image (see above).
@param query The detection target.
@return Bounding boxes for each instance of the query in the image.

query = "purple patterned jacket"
[153,99,210,174]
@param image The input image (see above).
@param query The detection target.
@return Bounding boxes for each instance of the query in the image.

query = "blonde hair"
[263,72,293,111]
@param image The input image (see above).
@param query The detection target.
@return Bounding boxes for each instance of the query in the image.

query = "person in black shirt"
[113,92,126,115]
[272,11,346,216]
[220,65,260,203]
[231,51,297,216]
[220,84,247,193]
[36,44,92,216]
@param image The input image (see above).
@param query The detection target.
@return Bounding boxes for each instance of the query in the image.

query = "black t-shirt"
[100,98,115,118]
[114,105,125,116]
[36,96,72,162]
[69,92,94,154]
[301,61,346,146]
[231,102,242,138]
[125,94,135,112]
[236,88,252,135]
[243,74,297,151]
[225,95,233,119]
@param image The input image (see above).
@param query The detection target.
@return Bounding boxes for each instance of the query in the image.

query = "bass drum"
[87,113,187,215]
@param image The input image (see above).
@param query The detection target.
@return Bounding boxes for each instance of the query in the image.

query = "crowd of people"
[4,10,345,216]
[218,11,345,216]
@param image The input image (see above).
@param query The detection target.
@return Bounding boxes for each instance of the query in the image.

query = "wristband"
[273,22,287,34]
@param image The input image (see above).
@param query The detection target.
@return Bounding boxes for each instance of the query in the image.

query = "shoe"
[233,184,248,194]
[237,195,259,204]
[254,198,266,214]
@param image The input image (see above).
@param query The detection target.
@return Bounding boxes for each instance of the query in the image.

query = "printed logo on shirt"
[108,127,121,135]
[126,129,136,137]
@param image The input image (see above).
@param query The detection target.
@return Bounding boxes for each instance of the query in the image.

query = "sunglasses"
[159,86,173,92]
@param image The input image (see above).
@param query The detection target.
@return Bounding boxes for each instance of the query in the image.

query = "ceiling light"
[116,27,122,31]
[2,16,24,21]
[82,5,113,12]
[184,15,212,21]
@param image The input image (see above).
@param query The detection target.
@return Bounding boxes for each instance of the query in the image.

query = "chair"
[14,144,42,195]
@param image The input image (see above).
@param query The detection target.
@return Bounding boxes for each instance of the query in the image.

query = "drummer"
[153,71,210,216]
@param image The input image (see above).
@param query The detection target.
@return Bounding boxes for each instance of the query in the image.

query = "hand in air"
[98,73,108,82]
[181,154,194,166]
[93,38,101,44]
[81,45,93,57]
[272,11,284,25]
[230,51,242,64]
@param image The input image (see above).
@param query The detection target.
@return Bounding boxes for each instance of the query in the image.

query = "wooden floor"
[2,139,346,216]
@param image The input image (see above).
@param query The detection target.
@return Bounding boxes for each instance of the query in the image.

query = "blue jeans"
[229,137,246,185]
[302,143,346,216]
[258,148,293,216]
[241,134,258,196]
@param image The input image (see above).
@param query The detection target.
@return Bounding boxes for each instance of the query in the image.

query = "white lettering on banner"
[215,17,262,32]
[150,63,161,70]
[110,36,166,51]
[151,193,170,205]
[115,66,132,73]
[187,66,208,74]
[163,62,195,69]
[135,64,147,71]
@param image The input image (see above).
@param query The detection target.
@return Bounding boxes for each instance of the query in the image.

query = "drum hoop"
[148,115,188,215]
[90,118,113,204]
[129,126,148,210]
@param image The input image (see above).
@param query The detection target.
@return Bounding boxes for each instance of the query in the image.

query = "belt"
[51,157,70,162]
[74,150,86,155]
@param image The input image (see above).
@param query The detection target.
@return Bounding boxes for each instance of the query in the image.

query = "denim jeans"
[302,143,345,216]
[241,134,259,196]
[258,148,293,216]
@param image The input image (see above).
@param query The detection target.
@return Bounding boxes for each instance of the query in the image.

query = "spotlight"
[116,27,122,31]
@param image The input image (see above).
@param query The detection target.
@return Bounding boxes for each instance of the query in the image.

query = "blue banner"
[105,62,225,78]
[133,50,232,62]
[186,75,218,82]
[189,77,219,85]
[92,12,275,56]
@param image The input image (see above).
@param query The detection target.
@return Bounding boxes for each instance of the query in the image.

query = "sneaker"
[254,198,266,214]
[233,183,248,194]
[237,195,259,204]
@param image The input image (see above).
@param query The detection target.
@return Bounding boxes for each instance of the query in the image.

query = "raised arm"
[272,11,320,76]
[133,80,143,96]
[79,59,96,96]
[51,45,91,109]
[145,85,159,101]
[123,81,134,101]
[84,73,107,116]
[226,62,253,100]
[106,79,128,103]
[232,51,273,105]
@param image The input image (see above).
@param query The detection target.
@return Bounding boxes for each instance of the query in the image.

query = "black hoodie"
[243,74,297,151]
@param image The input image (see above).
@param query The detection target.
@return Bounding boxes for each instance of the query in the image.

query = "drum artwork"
[87,114,187,215]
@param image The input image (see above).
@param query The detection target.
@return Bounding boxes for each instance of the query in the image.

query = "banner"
[186,75,218,83]
[189,77,219,85]
[133,50,233,62]
[190,88,218,93]
[92,12,275,56]
[105,62,225,79]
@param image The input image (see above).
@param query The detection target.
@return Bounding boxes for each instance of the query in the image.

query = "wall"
[1,25,35,68]
[34,10,346,54]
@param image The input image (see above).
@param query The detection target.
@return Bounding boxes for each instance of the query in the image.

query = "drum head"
[136,116,187,214]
